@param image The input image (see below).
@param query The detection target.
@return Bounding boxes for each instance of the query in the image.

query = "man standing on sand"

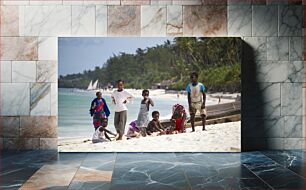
[111,80,134,140]
[186,72,207,132]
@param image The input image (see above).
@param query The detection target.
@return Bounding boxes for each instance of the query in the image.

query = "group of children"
[90,72,207,143]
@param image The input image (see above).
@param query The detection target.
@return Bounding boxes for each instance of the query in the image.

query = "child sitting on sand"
[146,111,165,136]
[171,104,187,133]
[136,89,154,137]
[126,120,141,139]
[92,118,116,143]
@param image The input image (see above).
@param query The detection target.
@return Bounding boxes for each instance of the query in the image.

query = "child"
[92,126,107,143]
[92,118,116,143]
[111,80,134,140]
[90,91,110,131]
[171,104,187,133]
[146,111,165,136]
[136,89,154,137]
[126,120,141,139]
[186,72,207,132]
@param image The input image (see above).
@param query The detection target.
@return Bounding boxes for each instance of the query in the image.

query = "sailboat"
[92,80,99,90]
[87,80,93,90]
[87,80,99,91]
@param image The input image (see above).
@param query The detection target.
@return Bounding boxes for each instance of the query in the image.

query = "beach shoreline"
[58,121,241,152]
[67,88,240,104]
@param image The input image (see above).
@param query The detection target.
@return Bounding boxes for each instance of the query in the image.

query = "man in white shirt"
[111,80,134,140]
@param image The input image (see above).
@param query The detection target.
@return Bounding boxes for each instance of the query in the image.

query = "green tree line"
[59,37,242,93]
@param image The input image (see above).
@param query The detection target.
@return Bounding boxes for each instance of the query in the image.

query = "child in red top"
[171,104,187,133]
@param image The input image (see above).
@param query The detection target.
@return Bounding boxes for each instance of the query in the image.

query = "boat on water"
[87,80,99,91]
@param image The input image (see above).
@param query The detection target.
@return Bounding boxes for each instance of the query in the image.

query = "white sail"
[87,80,93,90]
[92,80,98,90]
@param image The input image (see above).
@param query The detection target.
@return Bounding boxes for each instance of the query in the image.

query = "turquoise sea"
[58,88,194,138]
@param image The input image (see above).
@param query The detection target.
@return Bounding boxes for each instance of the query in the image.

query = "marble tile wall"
[0,0,304,150]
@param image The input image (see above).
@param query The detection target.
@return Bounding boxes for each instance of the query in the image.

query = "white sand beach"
[100,88,240,102]
[58,121,241,152]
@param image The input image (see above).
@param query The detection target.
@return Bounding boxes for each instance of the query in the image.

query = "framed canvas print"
[58,37,242,152]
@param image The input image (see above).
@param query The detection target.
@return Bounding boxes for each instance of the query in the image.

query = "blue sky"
[58,37,174,76]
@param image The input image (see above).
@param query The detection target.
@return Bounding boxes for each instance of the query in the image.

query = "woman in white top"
[111,80,134,140]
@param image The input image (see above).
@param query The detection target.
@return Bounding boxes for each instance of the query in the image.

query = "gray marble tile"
[289,37,303,61]
[228,5,252,36]
[243,37,267,61]
[252,5,278,36]
[281,83,303,116]
[3,138,19,150]
[279,5,303,36]
[38,37,58,61]
[63,0,84,5]
[141,6,167,36]
[264,117,285,138]
[242,152,304,189]
[243,82,281,117]
[68,181,110,190]
[0,5,19,36]
[202,0,227,5]
[51,83,58,116]
[256,61,288,82]
[286,61,303,83]
[228,0,252,4]
[12,61,36,82]
[1,116,20,138]
[261,150,305,178]
[266,138,284,150]
[0,83,30,116]
[72,5,95,36]
[83,0,120,5]
[284,116,303,138]
[108,6,141,36]
[20,116,57,138]
[81,153,116,171]
[40,138,58,150]
[96,5,107,36]
[151,0,172,5]
[1,37,38,61]
[246,60,303,83]
[167,5,183,36]
[267,37,289,61]
[30,83,51,116]
[23,5,72,36]
[284,138,304,150]
[173,0,201,5]
[0,61,11,83]
[267,0,303,4]
[2,0,30,5]
[121,0,150,5]
[111,153,188,190]
[242,116,285,138]
[37,61,57,83]
[183,5,227,36]
[29,0,63,5]
[22,138,41,150]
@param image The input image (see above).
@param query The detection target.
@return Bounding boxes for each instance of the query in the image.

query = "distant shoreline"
[59,87,240,99]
